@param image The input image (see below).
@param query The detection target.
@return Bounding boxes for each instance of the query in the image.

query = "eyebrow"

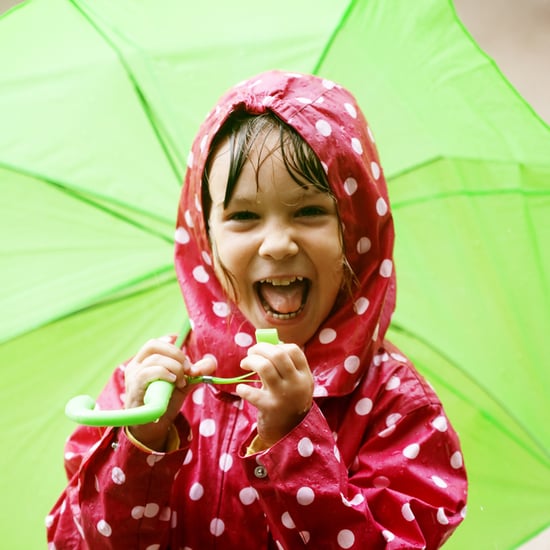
[228,186,328,205]
[223,195,258,208]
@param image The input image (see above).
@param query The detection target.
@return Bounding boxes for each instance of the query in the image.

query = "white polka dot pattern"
[344,355,360,373]
[450,451,463,469]
[402,502,415,522]
[319,328,337,344]
[351,137,363,154]
[210,518,225,537]
[337,529,355,548]
[437,507,450,525]
[189,483,204,501]
[354,397,373,416]
[48,71,466,550]
[356,236,371,254]
[316,119,332,137]
[192,265,209,283]
[174,227,190,244]
[403,443,420,459]
[173,70,398,403]
[296,487,315,506]
[235,332,254,347]
[239,487,258,505]
[96,519,112,537]
[344,177,358,195]
[111,467,125,485]
[297,437,314,457]
[199,419,216,437]
[281,512,295,529]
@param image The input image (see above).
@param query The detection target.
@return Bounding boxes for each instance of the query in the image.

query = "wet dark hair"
[201,110,333,228]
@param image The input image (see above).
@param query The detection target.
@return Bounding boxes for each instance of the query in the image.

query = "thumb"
[235,383,261,407]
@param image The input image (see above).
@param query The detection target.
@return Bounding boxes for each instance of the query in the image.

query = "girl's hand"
[236,342,314,448]
[124,339,216,451]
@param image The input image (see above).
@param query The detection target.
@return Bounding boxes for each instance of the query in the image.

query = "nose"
[258,223,299,260]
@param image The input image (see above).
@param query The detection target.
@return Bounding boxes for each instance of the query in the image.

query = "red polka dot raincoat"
[47,71,467,549]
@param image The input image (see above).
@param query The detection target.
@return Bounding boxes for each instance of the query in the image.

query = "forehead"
[207,128,314,195]
[208,142,327,205]
[210,125,281,165]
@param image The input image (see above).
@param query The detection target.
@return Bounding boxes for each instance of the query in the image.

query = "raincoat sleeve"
[241,399,467,549]
[46,367,191,549]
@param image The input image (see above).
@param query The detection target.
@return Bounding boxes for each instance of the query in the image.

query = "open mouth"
[255,276,310,320]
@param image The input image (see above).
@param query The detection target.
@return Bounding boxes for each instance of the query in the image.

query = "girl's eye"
[296,206,327,217]
[228,210,259,221]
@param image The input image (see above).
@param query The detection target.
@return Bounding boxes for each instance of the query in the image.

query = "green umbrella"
[0,0,548,548]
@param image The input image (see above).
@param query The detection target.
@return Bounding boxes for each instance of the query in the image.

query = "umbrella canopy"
[316,3,550,547]
[0,0,548,548]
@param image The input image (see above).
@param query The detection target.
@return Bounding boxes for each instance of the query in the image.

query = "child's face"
[207,131,345,346]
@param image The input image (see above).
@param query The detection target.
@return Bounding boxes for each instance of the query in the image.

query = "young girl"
[47,71,467,549]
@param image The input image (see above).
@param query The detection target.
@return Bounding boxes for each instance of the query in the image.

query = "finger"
[130,364,180,387]
[187,354,218,376]
[279,343,310,373]
[140,353,185,371]
[246,343,304,379]
[134,339,186,364]
[176,355,218,389]
[133,355,186,386]
[125,365,178,408]
[240,353,282,387]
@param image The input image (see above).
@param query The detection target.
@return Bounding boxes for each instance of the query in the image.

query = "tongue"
[259,281,306,314]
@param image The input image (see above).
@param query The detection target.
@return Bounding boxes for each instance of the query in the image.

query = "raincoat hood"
[175,70,395,396]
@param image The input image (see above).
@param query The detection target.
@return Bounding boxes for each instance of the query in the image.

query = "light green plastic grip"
[64,327,279,427]
[64,379,175,427]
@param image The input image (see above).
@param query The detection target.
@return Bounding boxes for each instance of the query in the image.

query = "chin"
[271,323,312,347]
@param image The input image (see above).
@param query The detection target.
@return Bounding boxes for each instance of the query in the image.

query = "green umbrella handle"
[64,327,280,427]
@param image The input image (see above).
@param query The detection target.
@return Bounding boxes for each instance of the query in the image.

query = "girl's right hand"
[124,338,216,451]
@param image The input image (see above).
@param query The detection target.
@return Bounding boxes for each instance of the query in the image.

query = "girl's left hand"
[236,342,314,448]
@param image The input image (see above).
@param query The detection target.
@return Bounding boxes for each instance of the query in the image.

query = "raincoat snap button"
[254,465,267,479]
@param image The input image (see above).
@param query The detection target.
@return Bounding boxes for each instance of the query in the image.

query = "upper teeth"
[260,276,304,286]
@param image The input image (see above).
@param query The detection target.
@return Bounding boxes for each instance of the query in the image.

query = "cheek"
[318,231,345,270]
[209,234,233,293]
[328,260,345,295]
[210,236,248,304]
[321,243,346,290]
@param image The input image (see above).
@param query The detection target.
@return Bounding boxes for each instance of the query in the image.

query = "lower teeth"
[262,303,304,320]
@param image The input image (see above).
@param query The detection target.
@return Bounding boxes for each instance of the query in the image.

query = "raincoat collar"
[175,70,395,396]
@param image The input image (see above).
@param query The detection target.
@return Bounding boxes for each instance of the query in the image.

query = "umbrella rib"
[91,265,176,306]
[47,178,174,244]
[4,269,178,347]
[387,154,550,183]
[390,322,550,464]
[391,185,549,210]
[1,159,175,244]
[312,0,356,74]
[69,0,184,184]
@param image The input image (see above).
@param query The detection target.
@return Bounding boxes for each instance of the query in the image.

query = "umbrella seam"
[69,0,185,183]
[391,186,550,210]
[0,160,176,243]
[387,155,550,181]
[312,0,356,74]
[1,271,178,346]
